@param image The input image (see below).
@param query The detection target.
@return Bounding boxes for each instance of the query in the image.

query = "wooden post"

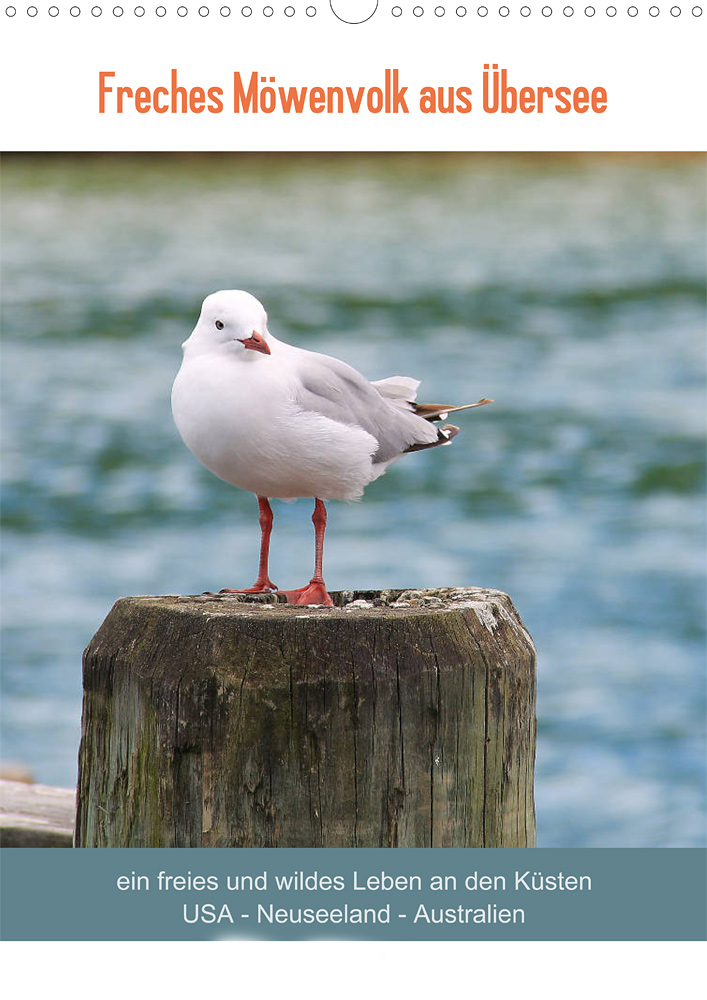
[75,588,536,848]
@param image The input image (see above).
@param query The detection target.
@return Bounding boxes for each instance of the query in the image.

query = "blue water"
[1,153,705,846]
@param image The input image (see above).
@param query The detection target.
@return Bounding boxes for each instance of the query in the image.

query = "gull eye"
[215,320,224,331]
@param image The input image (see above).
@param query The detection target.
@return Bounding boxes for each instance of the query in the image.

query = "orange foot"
[276,581,334,606]
[218,581,278,595]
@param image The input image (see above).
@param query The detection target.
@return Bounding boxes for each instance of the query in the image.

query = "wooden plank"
[0,780,75,847]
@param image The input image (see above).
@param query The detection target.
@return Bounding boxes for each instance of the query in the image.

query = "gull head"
[183,290,271,357]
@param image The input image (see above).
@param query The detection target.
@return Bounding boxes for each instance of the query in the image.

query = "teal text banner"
[1,848,705,941]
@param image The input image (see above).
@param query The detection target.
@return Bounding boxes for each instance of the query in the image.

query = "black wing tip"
[414,399,494,421]
[442,423,460,441]
[404,423,460,454]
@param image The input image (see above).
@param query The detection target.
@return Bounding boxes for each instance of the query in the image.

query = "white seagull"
[171,290,492,606]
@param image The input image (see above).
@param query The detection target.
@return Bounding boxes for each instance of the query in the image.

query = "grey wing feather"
[293,353,439,462]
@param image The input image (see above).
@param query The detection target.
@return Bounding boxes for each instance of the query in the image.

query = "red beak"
[239,331,270,355]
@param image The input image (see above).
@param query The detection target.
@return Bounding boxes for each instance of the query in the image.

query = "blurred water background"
[1,153,705,847]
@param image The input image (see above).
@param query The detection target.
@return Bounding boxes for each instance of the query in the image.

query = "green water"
[1,153,705,846]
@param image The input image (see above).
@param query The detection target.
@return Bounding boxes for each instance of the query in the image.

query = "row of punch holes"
[4,4,705,14]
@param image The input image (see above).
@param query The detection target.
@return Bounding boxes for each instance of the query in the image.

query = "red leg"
[220,496,278,594]
[277,498,334,606]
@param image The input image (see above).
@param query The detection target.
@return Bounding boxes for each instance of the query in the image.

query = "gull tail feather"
[371,376,421,403]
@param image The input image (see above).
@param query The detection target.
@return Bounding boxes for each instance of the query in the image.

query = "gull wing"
[291,352,439,463]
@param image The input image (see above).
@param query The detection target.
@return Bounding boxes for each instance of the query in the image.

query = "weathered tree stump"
[75,588,536,848]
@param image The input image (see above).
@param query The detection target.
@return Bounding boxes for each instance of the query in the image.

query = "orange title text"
[98,67,609,116]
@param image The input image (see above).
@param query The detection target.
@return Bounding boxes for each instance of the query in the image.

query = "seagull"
[171,290,492,606]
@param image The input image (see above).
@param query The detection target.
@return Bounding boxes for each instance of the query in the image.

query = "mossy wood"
[75,588,536,848]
